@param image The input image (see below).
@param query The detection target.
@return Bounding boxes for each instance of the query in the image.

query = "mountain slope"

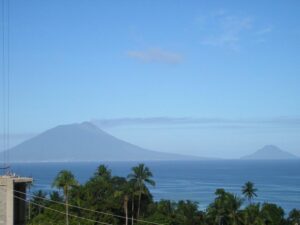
[242,145,298,160]
[5,122,199,162]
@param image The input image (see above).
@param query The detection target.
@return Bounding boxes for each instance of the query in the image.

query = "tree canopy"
[27,164,299,225]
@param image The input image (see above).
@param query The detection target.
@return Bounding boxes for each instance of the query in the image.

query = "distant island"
[242,145,298,160]
[3,123,299,162]
[4,122,204,162]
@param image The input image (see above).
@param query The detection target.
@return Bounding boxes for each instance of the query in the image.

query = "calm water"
[10,160,300,212]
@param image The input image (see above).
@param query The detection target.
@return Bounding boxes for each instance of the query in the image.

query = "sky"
[0,0,300,158]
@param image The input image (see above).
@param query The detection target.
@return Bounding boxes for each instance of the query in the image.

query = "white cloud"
[127,48,183,64]
[199,10,272,50]
[91,117,300,128]
[256,26,273,35]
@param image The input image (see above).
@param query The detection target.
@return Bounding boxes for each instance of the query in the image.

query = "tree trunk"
[38,207,41,225]
[65,187,69,225]
[131,196,134,225]
[66,197,69,225]
[124,195,128,225]
[137,191,141,219]
[28,201,31,220]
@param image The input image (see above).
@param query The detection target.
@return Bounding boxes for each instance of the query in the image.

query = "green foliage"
[242,181,258,204]
[206,189,244,225]
[287,209,300,225]
[261,203,285,225]
[242,203,265,225]
[52,170,78,196]
[27,164,298,225]
[128,163,156,219]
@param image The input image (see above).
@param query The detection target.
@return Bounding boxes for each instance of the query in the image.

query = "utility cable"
[0,186,113,225]
[11,186,165,225]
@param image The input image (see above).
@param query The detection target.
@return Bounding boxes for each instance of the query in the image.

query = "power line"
[1,0,10,173]
[12,186,165,225]
[1,0,6,170]
[16,195,113,225]
[0,186,113,225]
[6,0,10,169]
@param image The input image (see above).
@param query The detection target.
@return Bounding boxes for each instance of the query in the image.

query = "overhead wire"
[11,186,165,225]
[1,0,10,172]
[0,186,113,225]
[17,195,113,225]
[1,0,6,170]
[6,0,10,170]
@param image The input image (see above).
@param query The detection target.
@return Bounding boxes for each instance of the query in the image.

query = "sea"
[10,160,300,213]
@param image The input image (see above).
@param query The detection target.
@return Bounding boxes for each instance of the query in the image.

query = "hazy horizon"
[1,0,300,158]
[1,121,299,159]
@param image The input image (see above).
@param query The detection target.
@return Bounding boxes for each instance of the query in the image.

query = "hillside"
[4,122,199,162]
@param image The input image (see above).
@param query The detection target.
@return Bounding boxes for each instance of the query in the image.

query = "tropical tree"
[128,163,155,219]
[242,181,258,204]
[227,195,243,225]
[243,203,265,225]
[94,164,112,180]
[52,170,78,225]
[27,165,294,225]
[113,179,132,225]
[287,209,300,225]
[206,189,244,225]
[176,200,203,225]
[49,191,63,202]
[261,203,285,225]
[29,190,48,219]
[129,180,139,225]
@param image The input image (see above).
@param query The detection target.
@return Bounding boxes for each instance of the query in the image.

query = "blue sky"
[1,0,300,157]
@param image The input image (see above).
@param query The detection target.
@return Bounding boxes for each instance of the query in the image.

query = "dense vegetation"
[27,164,300,225]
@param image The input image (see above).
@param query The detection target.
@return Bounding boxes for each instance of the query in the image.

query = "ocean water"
[10,160,300,212]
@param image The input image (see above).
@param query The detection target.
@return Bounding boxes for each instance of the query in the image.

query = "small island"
[242,145,298,160]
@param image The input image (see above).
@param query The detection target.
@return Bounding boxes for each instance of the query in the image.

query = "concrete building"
[0,176,32,225]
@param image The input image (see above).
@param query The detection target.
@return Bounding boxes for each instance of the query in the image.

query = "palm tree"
[128,163,155,219]
[114,182,131,225]
[243,204,265,225]
[123,194,129,225]
[242,181,258,204]
[207,189,243,225]
[31,190,47,218]
[287,209,300,225]
[94,164,111,180]
[128,180,139,225]
[52,170,78,225]
[227,195,243,225]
